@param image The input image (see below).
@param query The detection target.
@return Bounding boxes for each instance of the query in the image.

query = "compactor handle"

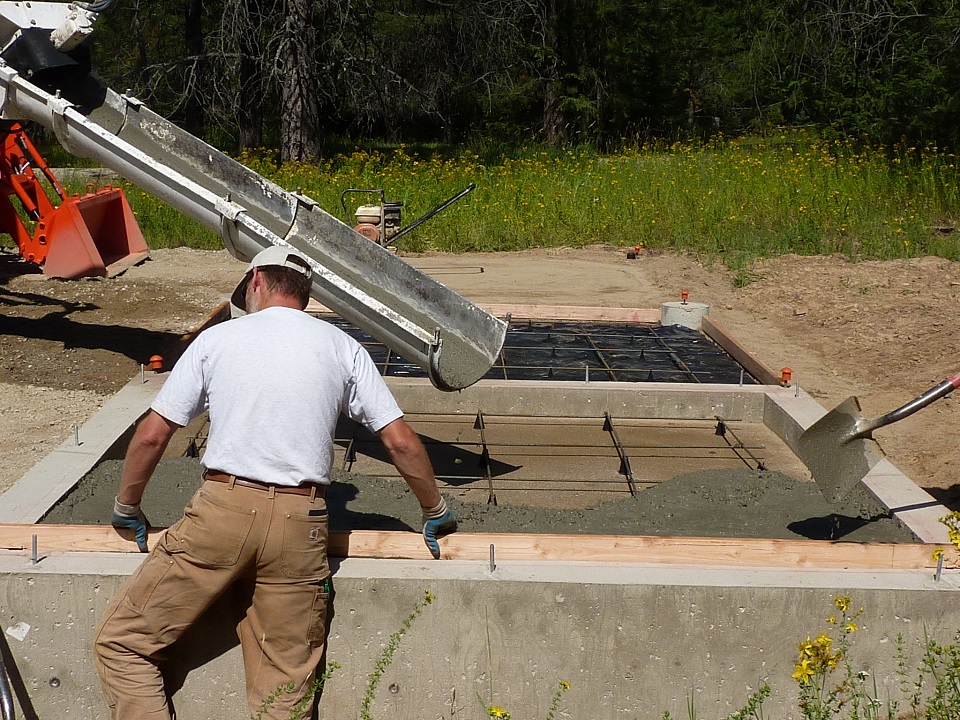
[340,188,386,218]
[391,183,475,244]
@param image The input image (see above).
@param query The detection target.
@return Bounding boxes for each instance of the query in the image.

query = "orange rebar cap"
[147,355,164,372]
[680,289,689,303]
[780,367,793,384]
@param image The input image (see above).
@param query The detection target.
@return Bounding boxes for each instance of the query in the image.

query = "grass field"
[43,129,960,285]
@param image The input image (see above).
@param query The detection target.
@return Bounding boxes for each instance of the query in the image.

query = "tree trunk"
[183,0,205,137]
[237,55,264,150]
[541,0,567,147]
[280,0,321,163]
[237,0,264,151]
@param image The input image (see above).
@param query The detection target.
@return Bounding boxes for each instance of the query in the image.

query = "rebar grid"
[323,317,758,385]
[334,413,770,503]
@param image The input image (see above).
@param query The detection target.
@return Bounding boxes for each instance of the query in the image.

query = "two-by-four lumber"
[701,316,782,386]
[161,300,231,370]
[306,300,661,325]
[0,525,953,570]
[480,305,661,324]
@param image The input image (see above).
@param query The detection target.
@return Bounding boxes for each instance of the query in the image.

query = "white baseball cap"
[230,245,312,312]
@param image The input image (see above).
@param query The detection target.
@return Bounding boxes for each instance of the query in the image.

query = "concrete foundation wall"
[390,378,771,422]
[1,555,958,720]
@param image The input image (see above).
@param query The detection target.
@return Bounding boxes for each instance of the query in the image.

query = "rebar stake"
[795,380,801,398]
[936,553,944,582]
[489,543,496,572]
[739,369,744,386]
[74,423,80,446]
[141,363,145,384]
[31,534,37,565]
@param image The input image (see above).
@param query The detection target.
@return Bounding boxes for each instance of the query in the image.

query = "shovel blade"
[797,396,886,504]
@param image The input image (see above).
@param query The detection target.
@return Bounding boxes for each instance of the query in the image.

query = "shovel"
[797,374,960,504]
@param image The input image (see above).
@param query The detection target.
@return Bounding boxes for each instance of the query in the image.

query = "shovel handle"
[871,374,960,431]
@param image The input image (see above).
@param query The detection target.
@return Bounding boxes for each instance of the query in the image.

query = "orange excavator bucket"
[37,187,149,278]
[0,121,149,278]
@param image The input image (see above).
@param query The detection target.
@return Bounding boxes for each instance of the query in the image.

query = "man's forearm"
[378,418,442,508]
[378,417,456,559]
[390,447,442,508]
[117,411,179,505]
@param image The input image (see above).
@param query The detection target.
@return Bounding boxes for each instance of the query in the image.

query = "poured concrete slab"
[0,307,952,543]
[1,376,951,544]
[336,413,810,508]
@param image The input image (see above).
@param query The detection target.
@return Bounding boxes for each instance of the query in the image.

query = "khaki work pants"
[93,479,331,720]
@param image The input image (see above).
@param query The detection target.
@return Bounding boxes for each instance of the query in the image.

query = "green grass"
[17,129,960,281]
[236,131,960,265]
[115,184,221,250]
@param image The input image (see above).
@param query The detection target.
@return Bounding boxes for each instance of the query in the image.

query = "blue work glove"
[421,497,457,559]
[112,496,150,552]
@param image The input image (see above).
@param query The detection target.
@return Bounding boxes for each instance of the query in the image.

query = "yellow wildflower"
[834,596,850,612]
[793,659,814,684]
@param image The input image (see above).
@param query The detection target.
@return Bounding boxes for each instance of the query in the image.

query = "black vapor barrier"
[325,318,760,385]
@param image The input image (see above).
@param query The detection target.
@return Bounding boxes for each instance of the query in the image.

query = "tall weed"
[231,132,960,271]
[24,130,960,279]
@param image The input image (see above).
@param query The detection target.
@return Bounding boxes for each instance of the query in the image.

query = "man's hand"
[112,496,150,552]
[421,497,457,559]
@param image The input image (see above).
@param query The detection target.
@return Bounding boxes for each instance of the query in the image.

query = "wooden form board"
[160,301,231,370]
[307,299,661,324]
[701,316,782,386]
[481,304,661,323]
[0,525,954,571]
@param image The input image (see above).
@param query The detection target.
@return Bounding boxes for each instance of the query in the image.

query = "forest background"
[80,0,960,158]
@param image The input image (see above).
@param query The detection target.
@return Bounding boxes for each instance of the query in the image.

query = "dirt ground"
[2,243,959,532]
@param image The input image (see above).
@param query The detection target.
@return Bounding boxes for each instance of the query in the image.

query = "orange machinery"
[0,121,148,278]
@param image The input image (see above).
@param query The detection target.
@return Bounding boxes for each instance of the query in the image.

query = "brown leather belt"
[203,470,326,497]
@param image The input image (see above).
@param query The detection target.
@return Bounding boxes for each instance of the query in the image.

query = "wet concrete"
[42,457,915,543]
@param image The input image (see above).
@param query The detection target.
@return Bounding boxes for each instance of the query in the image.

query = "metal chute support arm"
[0,2,506,390]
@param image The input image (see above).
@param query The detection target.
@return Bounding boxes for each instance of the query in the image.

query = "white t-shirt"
[152,306,402,486]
